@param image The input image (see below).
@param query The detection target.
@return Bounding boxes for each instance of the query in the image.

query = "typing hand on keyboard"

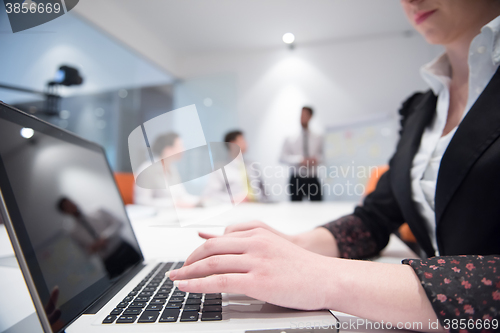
[166,228,337,311]
[102,262,222,324]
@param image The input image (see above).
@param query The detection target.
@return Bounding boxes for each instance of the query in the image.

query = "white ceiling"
[75,0,414,75]
[119,0,413,53]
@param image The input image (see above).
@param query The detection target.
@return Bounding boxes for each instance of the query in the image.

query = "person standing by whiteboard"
[280,106,324,201]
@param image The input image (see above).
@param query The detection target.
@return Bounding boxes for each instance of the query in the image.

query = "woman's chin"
[420,30,450,46]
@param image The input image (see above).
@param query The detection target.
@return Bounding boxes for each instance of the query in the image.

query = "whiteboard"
[322,115,399,201]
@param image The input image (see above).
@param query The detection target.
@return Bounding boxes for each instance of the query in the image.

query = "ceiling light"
[20,128,34,139]
[282,33,295,44]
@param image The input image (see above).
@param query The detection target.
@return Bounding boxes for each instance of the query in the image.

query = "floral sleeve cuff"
[403,255,500,332]
[321,215,378,259]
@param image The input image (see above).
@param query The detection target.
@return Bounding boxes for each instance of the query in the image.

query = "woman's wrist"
[288,233,302,246]
[319,259,443,331]
[291,228,339,257]
[317,256,344,310]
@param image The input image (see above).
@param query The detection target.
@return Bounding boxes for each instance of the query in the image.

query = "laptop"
[0,101,338,333]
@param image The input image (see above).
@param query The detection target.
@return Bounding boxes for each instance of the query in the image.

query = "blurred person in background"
[280,106,324,201]
[203,130,267,204]
[134,132,199,208]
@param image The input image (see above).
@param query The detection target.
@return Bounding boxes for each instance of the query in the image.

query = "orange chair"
[114,172,135,205]
[365,165,389,195]
[365,165,417,243]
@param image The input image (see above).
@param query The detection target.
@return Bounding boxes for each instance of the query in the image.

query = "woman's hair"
[152,132,179,156]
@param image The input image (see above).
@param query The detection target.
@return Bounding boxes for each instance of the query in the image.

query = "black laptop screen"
[0,103,143,332]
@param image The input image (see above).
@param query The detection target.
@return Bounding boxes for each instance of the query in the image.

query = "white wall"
[176,32,443,201]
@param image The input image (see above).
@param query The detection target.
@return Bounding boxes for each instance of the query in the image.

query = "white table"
[0,202,419,333]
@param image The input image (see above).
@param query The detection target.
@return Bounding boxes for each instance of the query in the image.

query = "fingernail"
[173,280,187,289]
[165,270,177,280]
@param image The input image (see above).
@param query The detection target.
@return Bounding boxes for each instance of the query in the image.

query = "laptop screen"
[0,103,143,332]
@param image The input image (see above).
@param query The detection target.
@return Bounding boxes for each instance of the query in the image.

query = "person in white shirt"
[203,130,266,204]
[133,132,199,208]
[280,106,323,201]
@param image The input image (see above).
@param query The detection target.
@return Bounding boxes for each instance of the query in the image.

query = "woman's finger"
[170,254,251,280]
[184,235,251,266]
[199,230,254,240]
[198,231,218,239]
[174,273,249,294]
[224,220,266,235]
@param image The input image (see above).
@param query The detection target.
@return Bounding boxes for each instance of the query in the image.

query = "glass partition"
[0,5,176,171]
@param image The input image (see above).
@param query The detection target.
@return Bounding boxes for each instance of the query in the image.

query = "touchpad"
[225,294,327,320]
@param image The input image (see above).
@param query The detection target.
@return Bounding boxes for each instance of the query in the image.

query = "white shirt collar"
[420,15,500,96]
[420,53,451,96]
[486,15,500,65]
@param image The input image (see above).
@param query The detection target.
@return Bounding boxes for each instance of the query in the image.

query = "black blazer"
[354,67,500,258]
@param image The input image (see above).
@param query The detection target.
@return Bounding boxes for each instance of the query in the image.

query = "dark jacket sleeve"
[321,92,424,258]
[321,168,405,259]
[321,214,378,259]
[403,255,500,332]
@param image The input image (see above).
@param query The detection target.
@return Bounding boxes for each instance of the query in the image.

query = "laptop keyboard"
[102,262,222,324]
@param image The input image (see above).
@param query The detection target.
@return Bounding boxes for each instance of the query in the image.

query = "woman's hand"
[167,227,443,331]
[167,227,335,310]
[198,220,294,243]
[199,220,339,257]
